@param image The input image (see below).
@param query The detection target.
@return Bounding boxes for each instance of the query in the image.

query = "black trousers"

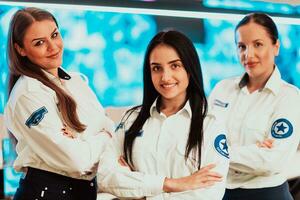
[13,167,97,200]
[222,182,293,200]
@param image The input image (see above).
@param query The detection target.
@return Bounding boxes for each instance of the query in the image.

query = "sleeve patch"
[214,134,229,159]
[25,106,48,128]
[271,118,293,139]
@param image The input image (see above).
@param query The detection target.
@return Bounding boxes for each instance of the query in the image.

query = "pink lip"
[245,62,258,68]
[47,51,60,58]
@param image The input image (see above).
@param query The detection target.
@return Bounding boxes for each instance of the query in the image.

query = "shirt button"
[69,187,72,190]
[90,182,94,187]
[44,187,48,190]
[62,190,66,194]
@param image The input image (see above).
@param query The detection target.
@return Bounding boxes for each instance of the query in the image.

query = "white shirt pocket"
[243,115,270,144]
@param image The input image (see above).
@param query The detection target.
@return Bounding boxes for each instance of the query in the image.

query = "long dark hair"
[7,7,86,132]
[235,12,278,44]
[123,30,207,169]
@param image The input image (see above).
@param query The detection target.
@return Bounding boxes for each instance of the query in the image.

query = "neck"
[46,68,59,78]
[160,93,187,117]
[247,67,274,93]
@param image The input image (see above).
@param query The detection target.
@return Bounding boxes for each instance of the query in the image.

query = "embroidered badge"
[213,99,229,108]
[115,122,124,132]
[25,106,48,128]
[271,118,293,139]
[214,134,229,158]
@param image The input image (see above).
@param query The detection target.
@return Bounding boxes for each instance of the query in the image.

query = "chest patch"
[213,99,229,108]
[271,118,293,139]
[25,106,48,128]
[214,134,229,159]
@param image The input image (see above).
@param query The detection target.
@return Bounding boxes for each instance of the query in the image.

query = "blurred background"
[0,0,300,198]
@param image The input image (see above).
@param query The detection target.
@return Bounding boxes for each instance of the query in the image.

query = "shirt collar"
[264,66,281,95]
[150,97,192,118]
[42,67,71,81]
[235,66,281,95]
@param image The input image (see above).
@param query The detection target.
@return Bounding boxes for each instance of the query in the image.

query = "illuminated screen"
[203,0,300,14]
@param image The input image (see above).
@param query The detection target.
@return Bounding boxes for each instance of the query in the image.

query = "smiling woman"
[149,44,189,116]
[14,20,64,76]
[209,12,300,200]
[4,7,114,200]
[97,30,229,200]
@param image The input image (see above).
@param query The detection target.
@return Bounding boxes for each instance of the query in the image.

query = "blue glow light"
[203,0,299,14]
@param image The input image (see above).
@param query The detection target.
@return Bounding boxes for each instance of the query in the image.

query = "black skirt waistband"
[25,167,95,184]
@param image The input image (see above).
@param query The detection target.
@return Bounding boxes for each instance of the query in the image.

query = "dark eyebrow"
[150,59,181,66]
[253,39,263,42]
[31,27,58,42]
[168,59,181,64]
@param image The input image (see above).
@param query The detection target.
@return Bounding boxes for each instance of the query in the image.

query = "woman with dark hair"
[98,30,229,199]
[4,7,113,200]
[209,13,300,200]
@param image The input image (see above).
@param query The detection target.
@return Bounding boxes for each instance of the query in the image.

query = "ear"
[274,39,280,56]
[14,43,26,57]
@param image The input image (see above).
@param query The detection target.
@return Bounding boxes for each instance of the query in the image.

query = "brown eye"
[171,62,183,69]
[151,65,161,72]
[34,40,44,46]
[52,32,59,38]
[238,44,246,51]
[254,42,263,48]
[171,63,179,69]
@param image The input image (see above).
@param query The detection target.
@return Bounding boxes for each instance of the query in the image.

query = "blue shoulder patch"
[25,106,48,128]
[271,118,293,139]
[214,134,229,159]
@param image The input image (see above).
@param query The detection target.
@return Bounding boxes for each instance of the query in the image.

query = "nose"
[245,46,254,59]
[161,68,172,82]
[47,40,58,52]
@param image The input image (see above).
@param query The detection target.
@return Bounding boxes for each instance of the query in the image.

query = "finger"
[203,175,223,182]
[118,158,125,166]
[205,171,223,178]
[201,181,216,188]
[265,138,275,146]
[256,141,262,147]
[196,166,218,177]
[262,141,273,148]
[198,164,216,173]
[266,138,274,143]
[119,156,129,167]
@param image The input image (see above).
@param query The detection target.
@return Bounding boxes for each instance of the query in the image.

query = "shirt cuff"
[143,174,165,196]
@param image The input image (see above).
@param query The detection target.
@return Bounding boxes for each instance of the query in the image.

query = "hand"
[62,124,77,138]
[163,163,222,192]
[256,138,274,149]
[118,156,134,171]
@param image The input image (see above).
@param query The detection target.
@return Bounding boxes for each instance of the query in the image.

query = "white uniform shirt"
[4,68,114,180]
[98,99,229,199]
[208,67,300,189]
